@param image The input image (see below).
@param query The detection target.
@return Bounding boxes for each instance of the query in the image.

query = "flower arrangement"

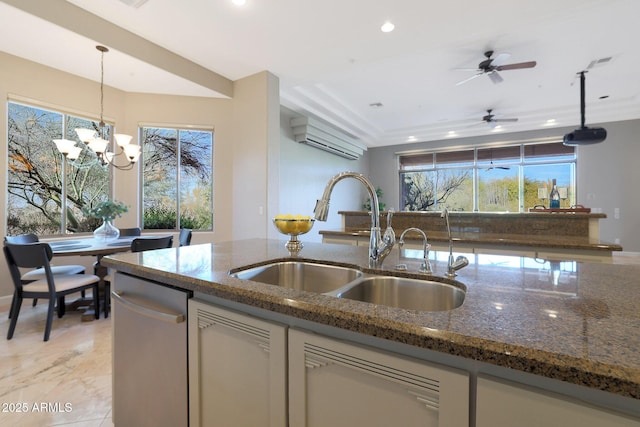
[83,200,129,221]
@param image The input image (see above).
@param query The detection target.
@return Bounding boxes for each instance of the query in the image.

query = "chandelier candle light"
[55,45,141,170]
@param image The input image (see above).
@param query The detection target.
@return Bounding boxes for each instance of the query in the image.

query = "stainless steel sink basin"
[336,276,465,311]
[231,260,466,312]
[229,261,362,293]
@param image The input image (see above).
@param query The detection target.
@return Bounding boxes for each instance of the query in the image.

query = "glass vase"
[93,219,120,242]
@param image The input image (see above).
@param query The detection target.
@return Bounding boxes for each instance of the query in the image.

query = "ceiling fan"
[470,109,519,129]
[486,148,511,171]
[456,50,537,86]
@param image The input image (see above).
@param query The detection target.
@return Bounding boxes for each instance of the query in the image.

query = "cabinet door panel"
[289,329,468,427]
[189,300,286,427]
[477,375,640,427]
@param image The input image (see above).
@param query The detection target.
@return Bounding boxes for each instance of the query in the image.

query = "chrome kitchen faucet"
[441,207,469,277]
[314,171,395,268]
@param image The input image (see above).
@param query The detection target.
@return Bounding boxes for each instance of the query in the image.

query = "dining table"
[46,235,166,320]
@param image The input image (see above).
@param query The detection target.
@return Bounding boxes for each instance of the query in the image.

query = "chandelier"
[54,45,141,170]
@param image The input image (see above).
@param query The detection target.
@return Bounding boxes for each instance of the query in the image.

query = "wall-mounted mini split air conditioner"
[290,116,367,160]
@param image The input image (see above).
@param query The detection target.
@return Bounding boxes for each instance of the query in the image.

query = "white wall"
[278,108,370,244]
[368,119,640,251]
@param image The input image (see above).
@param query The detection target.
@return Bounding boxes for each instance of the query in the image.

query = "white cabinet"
[476,375,640,427]
[288,329,469,427]
[188,300,287,427]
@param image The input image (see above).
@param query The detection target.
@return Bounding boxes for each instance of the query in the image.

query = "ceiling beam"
[1,0,233,98]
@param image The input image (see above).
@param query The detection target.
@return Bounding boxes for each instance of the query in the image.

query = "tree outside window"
[7,101,110,235]
[142,127,213,230]
[399,142,576,212]
[402,169,472,211]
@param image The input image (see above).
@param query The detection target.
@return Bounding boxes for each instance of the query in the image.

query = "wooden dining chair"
[4,242,100,341]
[93,227,140,306]
[93,227,139,285]
[118,227,141,237]
[102,235,174,318]
[4,233,86,316]
[179,228,192,246]
[131,236,174,252]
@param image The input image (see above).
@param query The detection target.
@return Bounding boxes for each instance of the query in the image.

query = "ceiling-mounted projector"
[563,126,607,145]
[563,71,607,146]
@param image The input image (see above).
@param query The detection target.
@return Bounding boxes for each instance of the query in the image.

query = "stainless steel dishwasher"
[112,272,192,427]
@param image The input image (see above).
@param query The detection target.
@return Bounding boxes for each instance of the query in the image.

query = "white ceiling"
[1,0,639,147]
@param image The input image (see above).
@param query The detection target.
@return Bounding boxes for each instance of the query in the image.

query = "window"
[399,142,576,212]
[7,101,110,235]
[141,126,213,230]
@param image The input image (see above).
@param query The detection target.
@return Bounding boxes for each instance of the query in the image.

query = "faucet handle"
[382,208,395,245]
[419,243,433,274]
[386,208,394,228]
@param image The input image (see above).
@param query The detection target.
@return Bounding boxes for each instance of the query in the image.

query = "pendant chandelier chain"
[55,45,141,170]
[97,45,108,131]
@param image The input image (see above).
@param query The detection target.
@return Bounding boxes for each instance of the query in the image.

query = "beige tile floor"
[0,296,113,427]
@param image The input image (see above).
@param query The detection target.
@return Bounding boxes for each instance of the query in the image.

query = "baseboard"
[0,294,14,306]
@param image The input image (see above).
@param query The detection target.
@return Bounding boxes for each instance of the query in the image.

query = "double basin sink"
[229,260,465,312]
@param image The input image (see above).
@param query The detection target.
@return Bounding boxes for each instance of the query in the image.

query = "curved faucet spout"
[314,171,392,268]
[314,171,380,227]
[399,227,432,273]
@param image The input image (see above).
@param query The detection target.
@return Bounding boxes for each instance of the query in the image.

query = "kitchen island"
[102,239,640,425]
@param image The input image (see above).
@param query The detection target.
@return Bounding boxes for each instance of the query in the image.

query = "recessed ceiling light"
[407,136,417,142]
[232,0,247,6]
[446,131,458,138]
[380,21,395,33]
[491,125,504,132]
[542,119,556,127]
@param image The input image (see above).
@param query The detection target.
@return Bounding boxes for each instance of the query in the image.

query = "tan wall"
[0,51,276,297]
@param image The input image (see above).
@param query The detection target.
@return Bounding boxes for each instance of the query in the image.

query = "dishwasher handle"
[112,291,185,324]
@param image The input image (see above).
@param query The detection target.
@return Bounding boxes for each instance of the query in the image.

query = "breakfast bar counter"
[102,239,639,408]
[320,210,622,261]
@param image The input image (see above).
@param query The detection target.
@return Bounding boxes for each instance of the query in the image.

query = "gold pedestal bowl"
[273,216,315,254]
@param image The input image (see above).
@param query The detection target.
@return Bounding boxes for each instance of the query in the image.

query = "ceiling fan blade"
[493,118,519,122]
[496,61,537,71]
[490,53,511,67]
[488,71,504,84]
[455,73,483,86]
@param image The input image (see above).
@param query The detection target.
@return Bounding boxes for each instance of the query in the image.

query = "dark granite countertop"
[102,239,639,399]
[319,229,623,251]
